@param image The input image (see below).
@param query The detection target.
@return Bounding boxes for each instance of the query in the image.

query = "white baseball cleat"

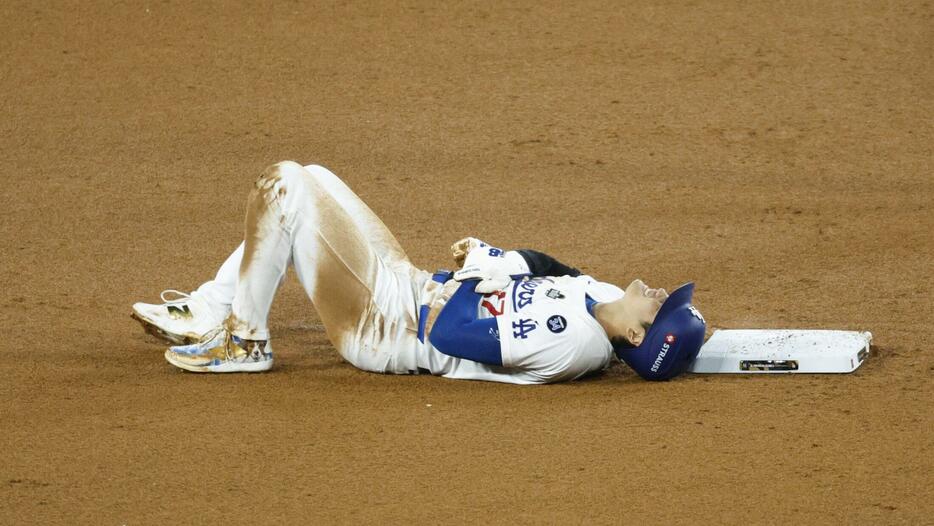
[131,290,230,345]
[165,328,273,373]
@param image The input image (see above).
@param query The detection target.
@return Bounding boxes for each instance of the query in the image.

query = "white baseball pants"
[195,162,431,374]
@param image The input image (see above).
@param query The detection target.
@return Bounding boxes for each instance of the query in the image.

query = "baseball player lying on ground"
[132,161,706,384]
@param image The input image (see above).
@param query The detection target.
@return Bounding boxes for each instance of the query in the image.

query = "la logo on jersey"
[512,319,538,339]
[547,315,567,333]
[665,333,677,344]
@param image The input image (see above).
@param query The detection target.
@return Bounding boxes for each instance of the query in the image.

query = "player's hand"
[450,237,485,267]
[453,244,530,293]
[422,279,462,339]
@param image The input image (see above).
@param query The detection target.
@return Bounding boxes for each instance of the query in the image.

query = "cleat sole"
[164,349,273,373]
[131,312,199,345]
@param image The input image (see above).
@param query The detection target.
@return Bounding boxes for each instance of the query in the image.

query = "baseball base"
[689,329,872,374]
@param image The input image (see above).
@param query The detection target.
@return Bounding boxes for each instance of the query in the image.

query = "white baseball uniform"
[194,162,624,384]
[417,275,624,383]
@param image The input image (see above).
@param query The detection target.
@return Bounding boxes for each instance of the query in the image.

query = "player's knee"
[253,161,322,206]
[255,160,304,190]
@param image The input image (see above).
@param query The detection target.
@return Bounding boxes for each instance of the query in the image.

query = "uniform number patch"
[481,290,506,316]
[547,315,568,333]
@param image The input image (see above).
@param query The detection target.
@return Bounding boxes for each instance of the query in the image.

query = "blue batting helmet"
[615,282,706,381]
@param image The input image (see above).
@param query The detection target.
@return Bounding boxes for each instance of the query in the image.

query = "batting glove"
[453,243,530,293]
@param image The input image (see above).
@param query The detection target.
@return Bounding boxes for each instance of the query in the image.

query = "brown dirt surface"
[2,1,931,524]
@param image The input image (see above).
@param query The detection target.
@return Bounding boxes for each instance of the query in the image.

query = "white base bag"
[689,330,872,374]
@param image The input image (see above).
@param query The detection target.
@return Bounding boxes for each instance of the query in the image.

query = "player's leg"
[130,244,242,344]
[301,164,412,271]
[288,170,428,373]
[161,162,413,311]
[232,161,426,370]
[192,243,244,307]
[166,161,427,373]
[293,164,428,371]
[189,164,410,309]
[133,240,302,344]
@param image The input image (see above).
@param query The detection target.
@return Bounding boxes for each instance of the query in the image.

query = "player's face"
[623,279,668,327]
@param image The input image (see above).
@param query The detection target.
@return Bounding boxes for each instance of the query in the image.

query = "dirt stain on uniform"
[240,163,284,281]
[224,312,264,340]
[305,195,376,354]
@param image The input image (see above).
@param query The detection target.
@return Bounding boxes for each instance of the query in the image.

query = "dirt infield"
[2,1,931,524]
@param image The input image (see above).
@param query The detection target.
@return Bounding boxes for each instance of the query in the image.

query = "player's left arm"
[427,280,504,366]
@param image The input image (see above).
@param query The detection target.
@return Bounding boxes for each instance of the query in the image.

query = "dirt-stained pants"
[199,162,430,373]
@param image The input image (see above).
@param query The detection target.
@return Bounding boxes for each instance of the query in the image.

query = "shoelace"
[192,326,235,361]
[201,325,225,342]
[202,327,252,362]
[160,289,195,303]
[224,332,236,362]
[198,327,266,362]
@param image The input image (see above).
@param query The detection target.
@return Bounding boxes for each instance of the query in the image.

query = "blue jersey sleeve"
[428,280,504,366]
